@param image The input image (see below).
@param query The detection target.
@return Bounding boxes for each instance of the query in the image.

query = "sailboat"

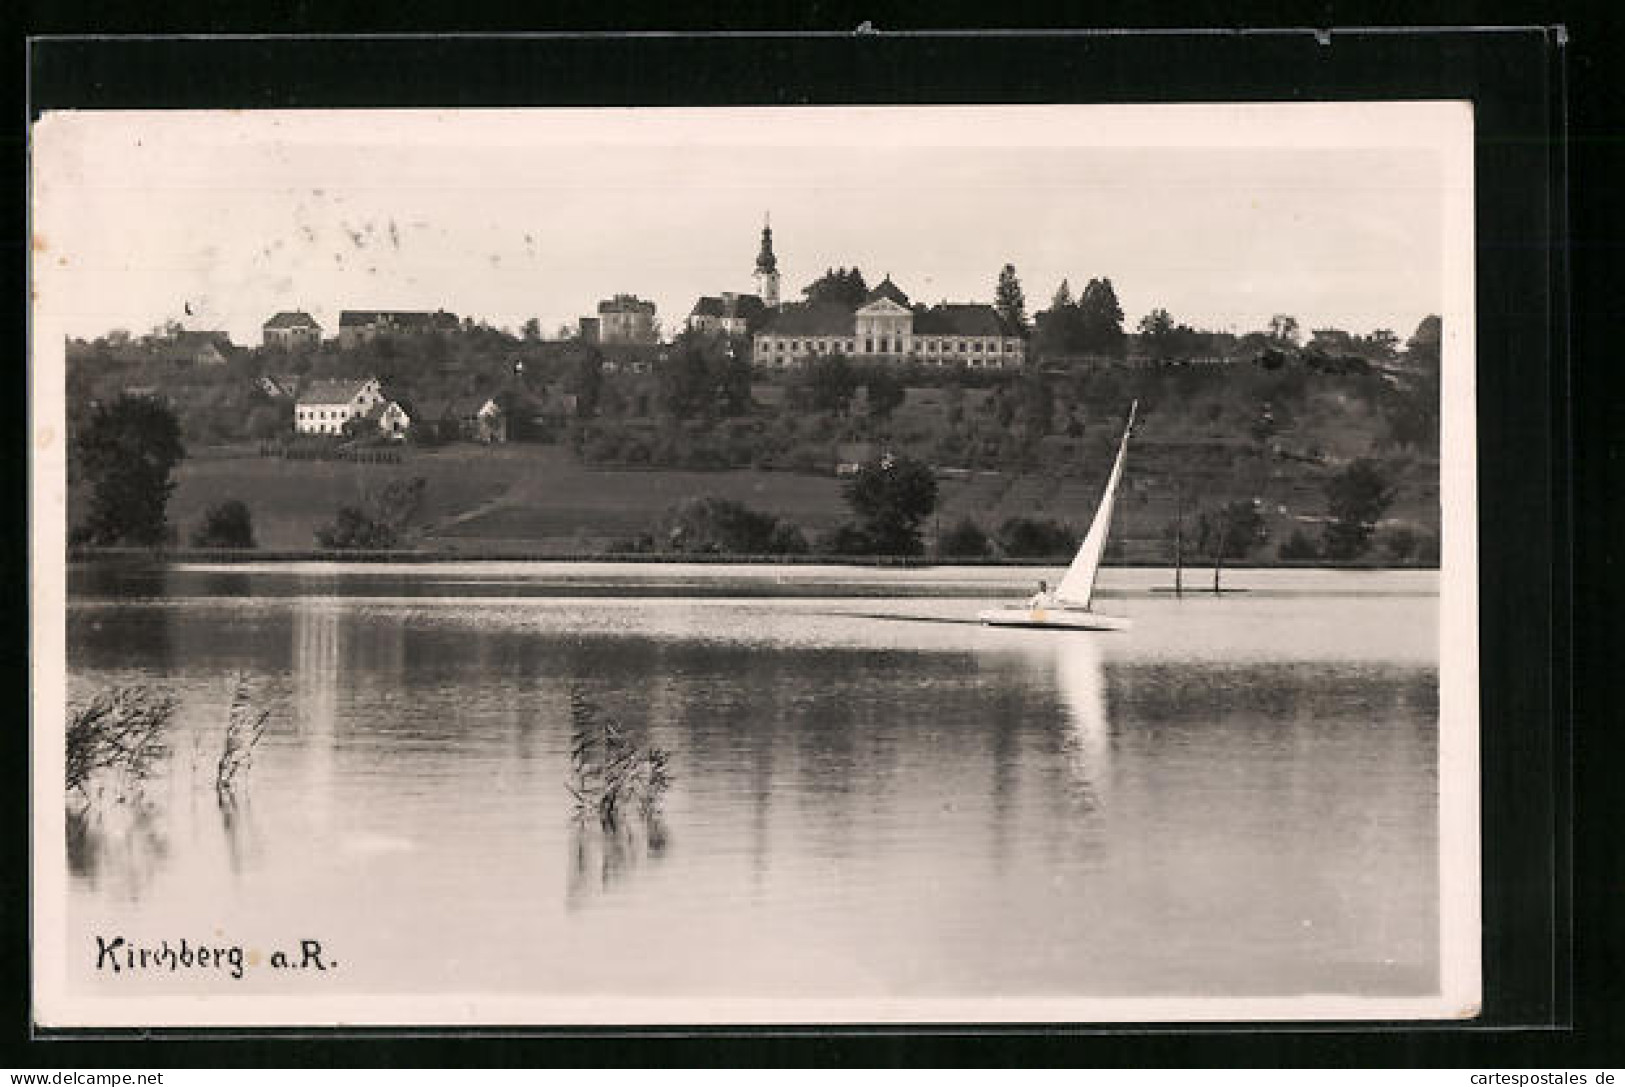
[978,401,1137,632]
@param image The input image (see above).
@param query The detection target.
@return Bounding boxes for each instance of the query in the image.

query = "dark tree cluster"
[71,395,187,546]
[1034,277,1127,359]
[800,267,869,309]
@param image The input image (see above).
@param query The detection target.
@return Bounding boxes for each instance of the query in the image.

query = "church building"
[753,273,1025,370]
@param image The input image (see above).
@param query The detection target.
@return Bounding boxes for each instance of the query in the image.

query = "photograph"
[30,101,1478,1027]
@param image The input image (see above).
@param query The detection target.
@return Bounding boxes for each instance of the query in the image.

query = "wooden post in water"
[1173,481,1184,596]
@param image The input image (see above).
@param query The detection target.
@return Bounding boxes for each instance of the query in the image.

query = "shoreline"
[66,546,1438,571]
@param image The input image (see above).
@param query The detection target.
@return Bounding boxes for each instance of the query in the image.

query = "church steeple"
[754,214,780,308]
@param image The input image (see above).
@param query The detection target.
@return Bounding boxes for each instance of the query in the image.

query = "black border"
[12,21,1594,1067]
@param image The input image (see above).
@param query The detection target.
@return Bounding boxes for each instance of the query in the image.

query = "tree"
[522,317,542,342]
[190,500,256,548]
[843,453,939,555]
[655,343,714,419]
[801,267,868,308]
[1138,307,1176,341]
[1405,315,1442,373]
[1322,458,1397,559]
[864,368,906,420]
[1193,498,1268,571]
[1034,279,1084,358]
[995,264,1027,335]
[71,395,187,546]
[655,335,751,420]
[1267,314,1301,347]
[567,349,605,419]
[806,352,859,414]
[1077,278,1127,357]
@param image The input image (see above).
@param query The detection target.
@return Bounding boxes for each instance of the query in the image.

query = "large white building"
[294,376,386,435]
[752,277,1025,369]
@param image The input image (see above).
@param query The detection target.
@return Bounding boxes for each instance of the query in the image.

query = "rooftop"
[263,311,321,330]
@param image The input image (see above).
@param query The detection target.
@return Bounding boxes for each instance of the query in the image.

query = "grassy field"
[159,427,1438,562]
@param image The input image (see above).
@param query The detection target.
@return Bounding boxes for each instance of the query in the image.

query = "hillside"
[69,325,1441,563]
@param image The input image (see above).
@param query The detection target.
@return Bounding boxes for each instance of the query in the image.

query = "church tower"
[754,214,781,309]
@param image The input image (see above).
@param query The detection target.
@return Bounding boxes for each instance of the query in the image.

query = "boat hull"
[977,606,1132,632]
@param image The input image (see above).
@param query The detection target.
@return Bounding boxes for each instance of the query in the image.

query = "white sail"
[1054,401,1137,609]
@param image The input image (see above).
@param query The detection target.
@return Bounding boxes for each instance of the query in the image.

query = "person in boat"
[1029,579,1056,609]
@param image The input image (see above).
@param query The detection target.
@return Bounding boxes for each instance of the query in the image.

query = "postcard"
[31,101,1478,1026]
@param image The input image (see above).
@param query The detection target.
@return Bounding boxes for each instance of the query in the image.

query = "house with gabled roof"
[687,292,767,336]
[294,376,386,435]
[262,311,322,350]
[165,331,236,368]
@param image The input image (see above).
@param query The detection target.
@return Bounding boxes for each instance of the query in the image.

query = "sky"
[31,104,1469,346]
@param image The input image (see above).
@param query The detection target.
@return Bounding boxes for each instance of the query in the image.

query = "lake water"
[56,563,1441,1022]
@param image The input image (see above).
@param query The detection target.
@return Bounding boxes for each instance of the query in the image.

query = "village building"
[257,373,304,399]
[753,218,781,309]
[752,276,1024,369]
[337,309,460,349]
[593,295,659,345]
[165,331,236,368]
[686,291,767,336]
[372,400,414,439]
[261,311,323,350]
[294,376,387,435]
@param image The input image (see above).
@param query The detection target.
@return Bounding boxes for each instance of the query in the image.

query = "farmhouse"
[294,376,387,435]
[262,311,323,350]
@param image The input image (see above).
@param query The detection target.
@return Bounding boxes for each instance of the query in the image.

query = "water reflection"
[63,580,1441,1001]
[216,791,261,877]
[565,816,671,907]
[1053,634,1111,810]
[65,801,169,901]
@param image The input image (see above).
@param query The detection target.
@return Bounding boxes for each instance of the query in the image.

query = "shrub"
[659,495,807,555]
[1382,525,1420,563]
[938,517,992,559]
[190,499,256,549]
[997,516,1077,559]
[819,522,875,555]
[1278,528,1320,561]
[315,506,397,549]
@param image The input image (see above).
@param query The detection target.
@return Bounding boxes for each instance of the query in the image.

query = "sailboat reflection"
[1051,633,1112,809]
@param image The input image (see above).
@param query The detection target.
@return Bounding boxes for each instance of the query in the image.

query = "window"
[973,341,983,352]
[958,341,967,353]
[865,338,874,353]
